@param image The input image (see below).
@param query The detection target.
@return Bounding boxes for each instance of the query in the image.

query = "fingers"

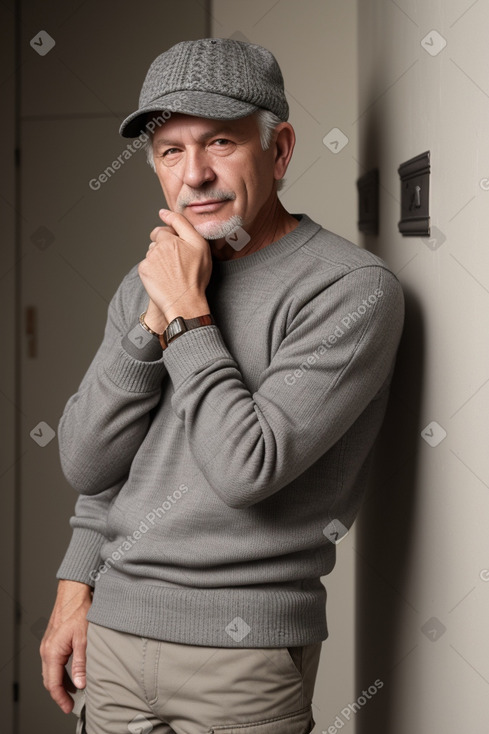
[149,223,177,241]
[40,581,92,713]
[40,612,88,713]
[40,630,87,713]
[158,208,206,248]
[40,641,75,714]
[150,209,206,249]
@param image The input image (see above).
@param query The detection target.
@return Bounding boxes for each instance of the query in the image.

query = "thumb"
[71,637,87,689]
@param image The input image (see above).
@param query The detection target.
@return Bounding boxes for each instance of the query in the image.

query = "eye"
[158,147,182,166]
[161,147,180,157]
[208,138,237,155]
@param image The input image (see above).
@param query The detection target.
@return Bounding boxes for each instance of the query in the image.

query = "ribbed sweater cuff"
[105,346,167,393]
[162,326,235,389]
[121,323,163,362]
[56,528,105,587]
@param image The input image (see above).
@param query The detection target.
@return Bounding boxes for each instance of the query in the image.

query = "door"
[3,2,210,731]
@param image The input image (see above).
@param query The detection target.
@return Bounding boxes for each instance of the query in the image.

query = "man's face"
[150,113,278,240]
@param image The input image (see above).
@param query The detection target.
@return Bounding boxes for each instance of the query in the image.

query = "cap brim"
[119,90,260,138]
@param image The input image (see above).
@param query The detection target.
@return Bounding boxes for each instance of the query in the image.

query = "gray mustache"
[178,190,236,208]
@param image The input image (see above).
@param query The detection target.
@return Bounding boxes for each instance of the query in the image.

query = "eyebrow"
[153,125,239,150]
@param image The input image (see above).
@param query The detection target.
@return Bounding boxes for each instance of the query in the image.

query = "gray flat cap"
[120,38,289,138]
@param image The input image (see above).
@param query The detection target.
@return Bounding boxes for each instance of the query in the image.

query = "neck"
[209,193,299,261]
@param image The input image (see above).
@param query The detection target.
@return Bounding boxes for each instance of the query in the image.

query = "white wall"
[356,1,489,732]
[211,2,360,731]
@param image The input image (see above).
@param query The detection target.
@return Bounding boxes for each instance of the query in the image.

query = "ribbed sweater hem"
[87,571,328,647]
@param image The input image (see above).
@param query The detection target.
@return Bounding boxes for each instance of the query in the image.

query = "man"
[41,38,404,733]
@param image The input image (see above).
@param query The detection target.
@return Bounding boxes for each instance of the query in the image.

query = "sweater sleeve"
[58,269,167,495]
[162,265,404,509]
[56,482,122,586]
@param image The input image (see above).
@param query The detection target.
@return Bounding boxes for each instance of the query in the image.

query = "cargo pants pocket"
[207,703,315,734]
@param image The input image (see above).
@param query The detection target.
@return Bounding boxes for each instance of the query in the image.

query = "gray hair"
[142,109,285,190]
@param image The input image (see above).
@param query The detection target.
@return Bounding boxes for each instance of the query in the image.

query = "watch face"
[166,317,187,343]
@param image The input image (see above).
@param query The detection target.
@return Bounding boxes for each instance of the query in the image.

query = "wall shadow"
[354,284,425,733]
[352,67,428,731]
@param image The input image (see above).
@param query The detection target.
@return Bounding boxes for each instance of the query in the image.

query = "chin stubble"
[194,215,244,240]
[177,189,243,240]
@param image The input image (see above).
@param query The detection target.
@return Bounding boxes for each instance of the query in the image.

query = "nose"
[182,146,216,188]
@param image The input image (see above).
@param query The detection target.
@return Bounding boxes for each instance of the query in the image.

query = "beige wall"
[356,1,489,732]
[211,2,360,730]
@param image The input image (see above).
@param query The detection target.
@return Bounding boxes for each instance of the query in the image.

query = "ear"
[272,122,296,182]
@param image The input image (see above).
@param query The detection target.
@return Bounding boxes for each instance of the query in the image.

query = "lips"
[187,199,223,206]
[186,199,228,212]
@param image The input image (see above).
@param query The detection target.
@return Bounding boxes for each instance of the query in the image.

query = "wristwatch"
[160,314,215,350]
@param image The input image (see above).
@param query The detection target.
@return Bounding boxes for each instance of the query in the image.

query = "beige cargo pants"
[76,621,322,733]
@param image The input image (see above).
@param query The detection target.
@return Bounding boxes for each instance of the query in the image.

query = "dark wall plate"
[398,151,431,236]
[357,168,379,235]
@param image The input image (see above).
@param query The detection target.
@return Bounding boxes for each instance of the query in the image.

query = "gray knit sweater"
[57,214,404,647]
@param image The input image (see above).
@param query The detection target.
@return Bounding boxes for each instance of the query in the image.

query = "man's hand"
[139,209,212,331]
[40,579,92,714]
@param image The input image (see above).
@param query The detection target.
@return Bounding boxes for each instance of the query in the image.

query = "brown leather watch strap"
[160,314,215,350]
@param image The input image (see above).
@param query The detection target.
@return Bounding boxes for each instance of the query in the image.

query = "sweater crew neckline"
[210,214,322,275]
